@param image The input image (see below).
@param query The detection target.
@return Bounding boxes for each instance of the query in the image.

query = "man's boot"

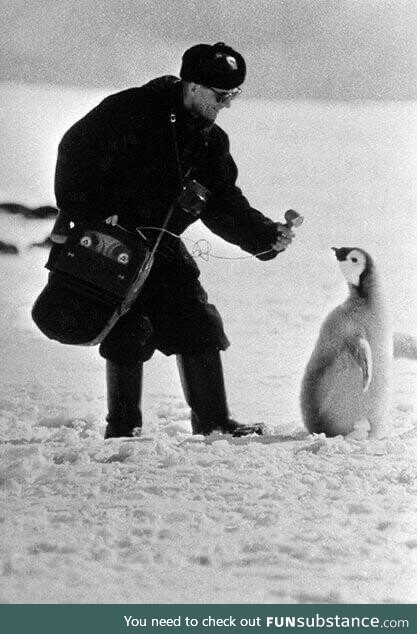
[176,350,263,437]
[104,360,143,438]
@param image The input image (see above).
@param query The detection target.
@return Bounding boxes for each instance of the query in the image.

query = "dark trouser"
[102,248,231,436]
[98,247,230,365]
[105,349,230,437]
[102,247,263,437]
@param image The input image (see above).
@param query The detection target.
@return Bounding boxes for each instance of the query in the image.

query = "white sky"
[0,0,416,99]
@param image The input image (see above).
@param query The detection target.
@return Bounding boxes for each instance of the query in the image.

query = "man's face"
[186,84,238,123]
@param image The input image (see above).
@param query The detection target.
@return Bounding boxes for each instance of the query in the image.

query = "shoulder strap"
[147,108,183,258]
[169,111,184,191]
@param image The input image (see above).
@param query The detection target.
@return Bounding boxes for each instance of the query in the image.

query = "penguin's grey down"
[300,247,394,438]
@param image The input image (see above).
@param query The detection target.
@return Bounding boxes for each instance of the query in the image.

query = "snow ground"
[0,84,416,603]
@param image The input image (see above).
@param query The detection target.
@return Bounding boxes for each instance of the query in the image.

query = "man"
[54,42,294,438]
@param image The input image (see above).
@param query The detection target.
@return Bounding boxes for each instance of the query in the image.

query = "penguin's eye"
[351,257,358,263]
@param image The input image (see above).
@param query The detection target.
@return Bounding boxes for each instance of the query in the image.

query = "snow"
[0,83,417,604]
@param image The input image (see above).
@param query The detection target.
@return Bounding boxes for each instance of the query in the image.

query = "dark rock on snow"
[0,240,19,254]
[0,203,57,219]
[30,235,54,249]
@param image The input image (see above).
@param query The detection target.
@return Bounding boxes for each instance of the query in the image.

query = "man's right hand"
[271,222,294,252]
[105,215,118,226]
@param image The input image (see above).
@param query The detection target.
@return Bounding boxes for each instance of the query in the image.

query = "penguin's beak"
[332,247,348,261]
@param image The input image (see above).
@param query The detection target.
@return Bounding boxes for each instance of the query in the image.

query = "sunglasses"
[206,86,242,104]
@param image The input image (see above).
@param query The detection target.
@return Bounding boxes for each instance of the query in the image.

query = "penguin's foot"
[346,419,371,441]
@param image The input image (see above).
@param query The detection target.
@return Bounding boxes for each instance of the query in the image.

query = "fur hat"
[180,42,246,89]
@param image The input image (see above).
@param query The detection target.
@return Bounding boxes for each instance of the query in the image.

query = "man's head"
[180,42,246,122]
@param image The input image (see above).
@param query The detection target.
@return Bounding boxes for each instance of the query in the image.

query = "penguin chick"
[300,247,393,438]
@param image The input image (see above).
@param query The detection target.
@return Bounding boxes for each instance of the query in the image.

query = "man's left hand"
[271,222,294,252]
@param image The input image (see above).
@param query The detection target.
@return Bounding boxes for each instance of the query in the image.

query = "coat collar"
[170,79,214,134]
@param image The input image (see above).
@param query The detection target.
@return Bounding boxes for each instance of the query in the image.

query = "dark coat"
[53,76,281,362]
[54,75,279,263]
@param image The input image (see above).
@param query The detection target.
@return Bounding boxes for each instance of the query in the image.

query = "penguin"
[300,247,393,438]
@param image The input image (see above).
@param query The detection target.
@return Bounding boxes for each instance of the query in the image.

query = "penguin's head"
[332,247,374,290]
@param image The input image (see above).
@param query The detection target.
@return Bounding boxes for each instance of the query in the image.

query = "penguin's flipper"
[393,332,417,360]
[347,336,373,392]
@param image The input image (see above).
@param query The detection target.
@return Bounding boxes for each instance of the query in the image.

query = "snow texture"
[0,83,416,604]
